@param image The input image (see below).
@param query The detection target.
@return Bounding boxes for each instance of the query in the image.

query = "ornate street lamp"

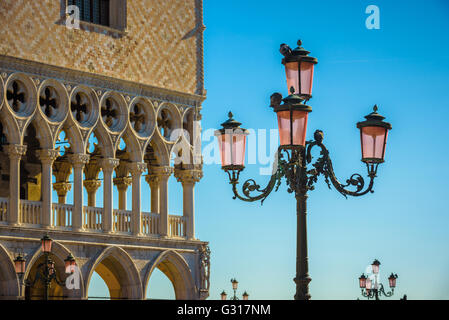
[371,259,381,274]
[41,234,53,253]
[220,278,249,300]
[64,254,77,274]
[14,234,77,300]
[216,40,393,300]
[220,290,228,301]
[359,259,398,300]
[14,254,26,276]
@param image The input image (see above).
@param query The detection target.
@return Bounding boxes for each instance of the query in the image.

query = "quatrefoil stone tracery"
[130,103,146,133]
[71,92,89,123]
[6,80,26,113]
[101,98,119,129]
[158,109,173,140]
[39,87,58,118]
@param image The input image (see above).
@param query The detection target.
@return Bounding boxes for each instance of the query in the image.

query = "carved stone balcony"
[0,198,186,239]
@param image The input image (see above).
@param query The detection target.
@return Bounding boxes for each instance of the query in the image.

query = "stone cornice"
[0,55,207,107]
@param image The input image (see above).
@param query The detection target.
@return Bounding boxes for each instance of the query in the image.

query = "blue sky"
[89,0,449,299]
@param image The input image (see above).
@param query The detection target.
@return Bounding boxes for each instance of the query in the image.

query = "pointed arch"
[0,111,21,145]
[24,240,83,300]
[0,243,20,300]
[121,126,144,162]
[148,133,170,166]
[144,250,196,300]
[85,246,143,300]
[23,117,54,150]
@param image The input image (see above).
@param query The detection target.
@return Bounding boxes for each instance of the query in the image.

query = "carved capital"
[174,169,203,185]
[127,162,147,176]
[53,182,72,196]
[100,158,120,172]
[149,166,174,181]
[68,153,90,168]
[145,174,160,186]
[83,179,102,193]
[6,144,27,160]
[113,177,132,190]
[37,149,59,165]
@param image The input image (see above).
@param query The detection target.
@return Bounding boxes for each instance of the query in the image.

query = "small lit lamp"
[215,113,249,172]
[242,291,249,300]
[41,234,53,254]
[220,290,227,300]
[388,273,398,288]
[280,40,318,101]
[64,254,76,274]
[357,106,392,164]
[365,278,372,293]
[359,274,367,288]
[14,254,26,276]
[371,259,381,274]
[271,89,312,147]
[231,278,239,291]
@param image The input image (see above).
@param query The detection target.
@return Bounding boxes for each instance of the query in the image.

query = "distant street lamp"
[221,278,249,300]
[14,233,77,300]
[358,259,398,300]
[215,40,392,300]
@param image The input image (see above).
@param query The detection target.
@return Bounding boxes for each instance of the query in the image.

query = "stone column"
[127,162,147,236]
[145,175,160,214]
[101,158,119,233]
[68,153,90,231]
[37,149,59,228]
[6,144,27,226]
[151,166,173,238]
[53,182,71,204]
[174,168,203,240]
[113,177,132,210]
[83,180,102,207]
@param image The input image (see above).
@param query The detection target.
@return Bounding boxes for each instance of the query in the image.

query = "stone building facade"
[0,0,209,300]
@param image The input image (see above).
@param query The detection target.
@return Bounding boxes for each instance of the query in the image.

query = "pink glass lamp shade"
[365,278,372,290]
[215,112,249,170]
[41,234,53,253]
[277,109,309,146]
[220,291,227,300]
[14,254,26,275]
[270,90,312,147]
[357,105,392,164]
[359,274,367,288]
[388,273,398,288]
[231,278,239,290]
[64,254,76,274]
[280,40,318,101]
[371,259,381,274]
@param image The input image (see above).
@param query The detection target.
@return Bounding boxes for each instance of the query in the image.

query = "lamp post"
[220,278,249,300]
[359,259,398,300]
[215,40,392,300]
[14,233,76,300]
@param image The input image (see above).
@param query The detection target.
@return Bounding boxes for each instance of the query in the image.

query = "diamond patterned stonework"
[0,0,205,96]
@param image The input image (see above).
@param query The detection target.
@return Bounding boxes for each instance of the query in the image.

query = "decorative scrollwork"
[225,129,379,203]
[304,131,377,198]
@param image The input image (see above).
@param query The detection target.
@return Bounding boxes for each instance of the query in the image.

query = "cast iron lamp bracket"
[225,129,379,204]
[361,283,395,300]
